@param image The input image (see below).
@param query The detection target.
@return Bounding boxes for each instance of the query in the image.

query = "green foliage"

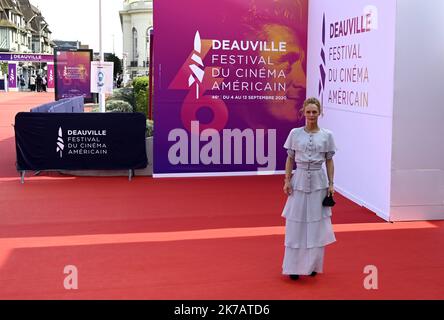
[0,63,7,75]
[133,76,149,95]
[135,90,148,117]
[105,53,123,78]
[106,100,133,113]
[106,88,134,106]
[133,76,149,118]
[104,77,151,118]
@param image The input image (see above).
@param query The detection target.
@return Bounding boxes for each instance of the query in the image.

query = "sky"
[31,0,124,57]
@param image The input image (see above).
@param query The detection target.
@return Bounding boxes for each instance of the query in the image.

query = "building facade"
[1,0,32,52]
[120,0,152,79]
[0,0,54,54]
[53,40,89,51]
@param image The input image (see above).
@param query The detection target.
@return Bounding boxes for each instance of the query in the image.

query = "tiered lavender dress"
[282,127,337,276]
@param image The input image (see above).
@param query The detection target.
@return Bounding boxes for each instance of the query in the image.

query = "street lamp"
[98,0,105,113]
[40,21,48,53]
[39,21,48,75]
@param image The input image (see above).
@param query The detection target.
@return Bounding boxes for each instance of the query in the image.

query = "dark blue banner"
[15,113,148,171]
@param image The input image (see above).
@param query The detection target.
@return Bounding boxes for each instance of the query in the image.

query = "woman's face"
[261,24,307,121]
[304,104,320,126]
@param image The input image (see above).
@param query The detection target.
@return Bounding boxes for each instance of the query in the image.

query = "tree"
[105,53,123,78]
[133,76,149,118]
[0,63,8,76]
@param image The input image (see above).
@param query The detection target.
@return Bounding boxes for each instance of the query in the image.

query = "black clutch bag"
[323,195,336,207]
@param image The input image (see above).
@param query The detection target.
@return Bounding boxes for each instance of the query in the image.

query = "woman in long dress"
[282,97,337,280]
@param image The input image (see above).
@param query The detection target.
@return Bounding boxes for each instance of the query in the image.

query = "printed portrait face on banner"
[242,0,308,124]
[154,0,308,176]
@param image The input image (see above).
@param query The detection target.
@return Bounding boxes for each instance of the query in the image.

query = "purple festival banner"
[47,64,55,89]
[8,64,17,89]
[54,50,93,101]
[0,53,54,62]
[154,0,308,176]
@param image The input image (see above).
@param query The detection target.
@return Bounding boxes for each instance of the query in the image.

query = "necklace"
[304,126,320,134]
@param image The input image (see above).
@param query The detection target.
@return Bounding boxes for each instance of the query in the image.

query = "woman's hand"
[328,185,335,197]
[284,180,293,196]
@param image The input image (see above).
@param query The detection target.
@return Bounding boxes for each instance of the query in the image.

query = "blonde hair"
[299,97,323,119]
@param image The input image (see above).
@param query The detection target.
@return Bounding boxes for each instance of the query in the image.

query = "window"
[146,27,152,46]
[146,26,153,59]
[132,27,138,62]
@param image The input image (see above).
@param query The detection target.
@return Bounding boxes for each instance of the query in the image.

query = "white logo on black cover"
[56,127,64,158]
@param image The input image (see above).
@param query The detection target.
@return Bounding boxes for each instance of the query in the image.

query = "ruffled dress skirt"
[282,170,336,276]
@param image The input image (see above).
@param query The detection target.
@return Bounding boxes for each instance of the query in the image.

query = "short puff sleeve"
[326,131,337,160]
[284,129,296,159]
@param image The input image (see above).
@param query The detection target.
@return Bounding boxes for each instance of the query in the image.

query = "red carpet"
[0,93,443,300]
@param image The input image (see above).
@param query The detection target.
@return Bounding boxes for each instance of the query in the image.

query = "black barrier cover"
[15,113,148,171]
